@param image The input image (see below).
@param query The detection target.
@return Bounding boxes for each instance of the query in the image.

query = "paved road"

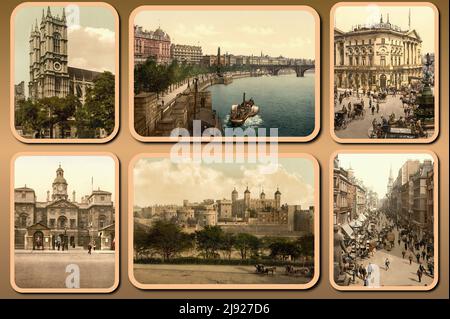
[349,215,434,287]
[335,94,406,139]
[134,264,312,285]
[14,250,116,289]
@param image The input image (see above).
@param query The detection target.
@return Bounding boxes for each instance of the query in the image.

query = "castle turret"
[260,188,266,200]
[231,188,238,202]
[244,186,251,208]
[274,187,281,210]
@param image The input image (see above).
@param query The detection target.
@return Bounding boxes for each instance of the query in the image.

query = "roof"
[88,189,112,200]
[15,187,35,192]
[68,67,102,82]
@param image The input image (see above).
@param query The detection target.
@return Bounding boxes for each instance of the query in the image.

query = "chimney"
[72,191,76,202]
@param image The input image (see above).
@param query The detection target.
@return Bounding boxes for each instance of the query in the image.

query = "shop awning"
[350,220,363,228]
[341,224,354,237]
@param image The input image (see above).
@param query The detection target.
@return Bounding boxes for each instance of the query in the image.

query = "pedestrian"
[367,262,374,277]
[88,243,92,255]
[376,102,380,113]
[417,268,423,283]
[402,250,406,259]
[398,238,401,246]
[409,254,413,265]
[416,252,421,263]
[422,250,426,260]
[371,105,375,115]
[385,258,390,270]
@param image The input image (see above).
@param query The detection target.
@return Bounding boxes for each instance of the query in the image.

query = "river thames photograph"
[131,6,319,140]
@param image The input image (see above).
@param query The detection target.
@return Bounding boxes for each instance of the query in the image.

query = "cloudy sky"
[335,5,436,53]
[337,153,434,197]
[134,9,316,58]
[13,5,116,96]
[133,158,315,208]
[15,156,116,203]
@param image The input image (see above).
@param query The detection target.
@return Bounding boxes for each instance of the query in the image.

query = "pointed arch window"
[53,33,61,54]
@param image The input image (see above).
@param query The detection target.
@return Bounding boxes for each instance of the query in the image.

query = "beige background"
[0,0,448,299]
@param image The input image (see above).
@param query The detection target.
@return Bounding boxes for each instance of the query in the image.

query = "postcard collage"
[4,1,446,297]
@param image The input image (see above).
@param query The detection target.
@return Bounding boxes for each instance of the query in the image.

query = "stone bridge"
[251,64,315,77]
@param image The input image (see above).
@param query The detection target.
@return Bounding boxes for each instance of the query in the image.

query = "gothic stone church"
[25,7,104,137]
[14,165,115,250]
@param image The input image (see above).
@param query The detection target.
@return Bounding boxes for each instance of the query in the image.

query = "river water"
[208,72,315,137]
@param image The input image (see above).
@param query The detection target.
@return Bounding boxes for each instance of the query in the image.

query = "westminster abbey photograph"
[11,3,118,142]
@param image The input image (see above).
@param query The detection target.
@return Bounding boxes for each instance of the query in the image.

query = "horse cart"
[334,111,347,130]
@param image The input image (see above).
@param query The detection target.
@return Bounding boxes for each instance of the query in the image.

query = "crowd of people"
[334,86,427,138]
[337,209,434,286]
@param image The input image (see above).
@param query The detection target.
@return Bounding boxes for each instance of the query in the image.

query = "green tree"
[233,233,261,260]
[39,96,77,138]
[145,220,194,261]
[297,234,314,259]
[79,71,115,136]
[220,232,235,260]
[195,226,224,259]
[267,238,302,261]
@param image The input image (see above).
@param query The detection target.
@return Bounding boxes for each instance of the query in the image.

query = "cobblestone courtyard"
[14,250,116,289]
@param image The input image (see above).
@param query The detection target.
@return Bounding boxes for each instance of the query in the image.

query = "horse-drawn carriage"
[254,264,276,275]
[352,103,365,119]
[285,265,311,276]
[375,92,387,102]
[334,111,347,130]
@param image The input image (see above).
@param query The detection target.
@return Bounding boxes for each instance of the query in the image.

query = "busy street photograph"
[332,4,438,141]
[332,152,437,289]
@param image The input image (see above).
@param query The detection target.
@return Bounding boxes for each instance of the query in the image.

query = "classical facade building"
[231,187,281,219]
[170,44,202,65]
[14,165,115,250]
[334,14,423,90]
[134,25,171,65]
[28,7,101,103]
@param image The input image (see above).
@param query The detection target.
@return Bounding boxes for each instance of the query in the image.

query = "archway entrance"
[380,74,387,90]
[33,231,44,250]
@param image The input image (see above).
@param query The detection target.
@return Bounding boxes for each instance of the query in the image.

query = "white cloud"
[239,25,275,36]
[173,23,220,39]
[67,25,115,72]
[133,159,315,208]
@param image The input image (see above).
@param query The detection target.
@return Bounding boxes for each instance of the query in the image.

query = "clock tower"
[52,164,68,201]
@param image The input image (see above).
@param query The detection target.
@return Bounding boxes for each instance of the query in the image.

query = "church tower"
[29,7,69,100]
[387,166,394,194]
[52,164,68,201]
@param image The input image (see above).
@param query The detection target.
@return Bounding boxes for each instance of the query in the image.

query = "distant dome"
[232,188,238,194]
[244,187,250,194]
[154,27,170,40]
[275,188,281,195]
